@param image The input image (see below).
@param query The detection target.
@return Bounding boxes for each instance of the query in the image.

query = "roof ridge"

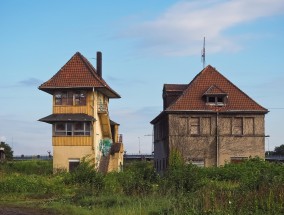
[209,66,267,111]
[39,52,82,89]
[76,52,107,87]
[165,65,267,112]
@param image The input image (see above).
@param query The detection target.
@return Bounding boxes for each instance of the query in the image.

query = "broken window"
[54,91,86,106]
[74,91,86,106]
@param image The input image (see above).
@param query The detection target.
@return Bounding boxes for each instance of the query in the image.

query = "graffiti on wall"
[99,138,112,156]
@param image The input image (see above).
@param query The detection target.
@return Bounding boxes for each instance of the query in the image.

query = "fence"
[13,155,53,161]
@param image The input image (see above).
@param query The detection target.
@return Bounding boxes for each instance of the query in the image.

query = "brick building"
[151,65,268,172]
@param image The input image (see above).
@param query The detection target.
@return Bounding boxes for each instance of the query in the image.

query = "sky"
[0,0,284,155]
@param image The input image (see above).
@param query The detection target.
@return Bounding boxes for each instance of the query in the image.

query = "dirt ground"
[0,206,55,215]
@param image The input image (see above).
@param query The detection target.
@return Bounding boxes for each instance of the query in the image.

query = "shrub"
[63,157,104,192]
[162,163,203,194]
[118,161,159,195]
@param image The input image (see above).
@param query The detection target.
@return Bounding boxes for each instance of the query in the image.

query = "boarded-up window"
[201,117,211,135]
[190,117,200,135]
[233,118,243,135]
[244,117,254,135]
[221,117,232,135]
[179,117,188,135]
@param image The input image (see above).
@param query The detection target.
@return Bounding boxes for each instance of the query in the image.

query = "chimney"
[96,51,102,78]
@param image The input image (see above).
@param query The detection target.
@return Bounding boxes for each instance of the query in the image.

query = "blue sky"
[0,0,284,155]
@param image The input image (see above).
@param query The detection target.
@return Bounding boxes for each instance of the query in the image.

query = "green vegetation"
[0,158,284,214]
[0,142,13,160]
[266,144,284,156]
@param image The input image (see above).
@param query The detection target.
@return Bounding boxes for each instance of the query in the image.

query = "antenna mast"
[201,37,206,68]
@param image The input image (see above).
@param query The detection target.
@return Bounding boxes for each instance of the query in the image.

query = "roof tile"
[39,52,120,98]
[166,65,268,112]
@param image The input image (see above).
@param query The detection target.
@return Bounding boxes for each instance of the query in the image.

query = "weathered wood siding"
[53,92,94,115]
[53,136,92,146]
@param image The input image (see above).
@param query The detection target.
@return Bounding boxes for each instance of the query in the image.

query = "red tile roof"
[203,85,227,95]
[39,52,120,98]
[164,84,188,92]
[166,65,268,113]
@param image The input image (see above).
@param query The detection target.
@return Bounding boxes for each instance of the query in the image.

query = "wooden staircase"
[97,103,112,138]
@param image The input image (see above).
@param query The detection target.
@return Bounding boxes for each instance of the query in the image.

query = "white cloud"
[0,136,7,142]
[121,0,284,56]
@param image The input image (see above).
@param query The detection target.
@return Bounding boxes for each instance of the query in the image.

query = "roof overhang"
[38,86,120,98]
[39,113,96,124]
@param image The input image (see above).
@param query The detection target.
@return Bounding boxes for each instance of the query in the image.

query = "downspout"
[216,111,219,167]
[92,87,96,151]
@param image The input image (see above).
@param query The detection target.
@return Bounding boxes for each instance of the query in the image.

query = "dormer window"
[206,96,225,106]
[203,85,227,106]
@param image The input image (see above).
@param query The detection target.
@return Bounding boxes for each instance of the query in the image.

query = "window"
[69,159,80,172]
[54,91,86,106]
[233,117,243,135]
[54,122,91,136]
[190,117,200,135]
[54,123,72,136]
[74,92,86,106]
[206,96,225,106]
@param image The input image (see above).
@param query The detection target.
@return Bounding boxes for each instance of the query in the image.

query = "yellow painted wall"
[51,90,119,172]
[53,146,95,172]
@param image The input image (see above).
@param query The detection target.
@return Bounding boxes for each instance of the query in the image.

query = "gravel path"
[0,207,54,215]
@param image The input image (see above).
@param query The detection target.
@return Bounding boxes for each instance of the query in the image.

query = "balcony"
[118,134,123,143]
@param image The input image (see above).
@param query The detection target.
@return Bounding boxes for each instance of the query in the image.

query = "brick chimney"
[96,51,102,78]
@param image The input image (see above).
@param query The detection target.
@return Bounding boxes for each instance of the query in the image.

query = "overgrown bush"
[63,157,104,192]
[161,163,203,194]
[118,161,159,195]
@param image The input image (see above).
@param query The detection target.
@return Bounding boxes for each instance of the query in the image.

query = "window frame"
[232,117,243,136]
[206,95,225,106]
[54,91,87,106]
[53,122,91,136]
[190,117,200,136]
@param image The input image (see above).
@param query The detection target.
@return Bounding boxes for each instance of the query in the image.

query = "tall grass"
[0,158,284,214]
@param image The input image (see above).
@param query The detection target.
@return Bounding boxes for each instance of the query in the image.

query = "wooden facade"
[39,52,124,172]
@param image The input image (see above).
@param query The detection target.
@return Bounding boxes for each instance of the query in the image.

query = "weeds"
[0,158,284,214]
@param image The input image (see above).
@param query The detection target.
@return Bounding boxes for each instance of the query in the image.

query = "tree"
[0,142,13,160]
[274,144,284,156]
